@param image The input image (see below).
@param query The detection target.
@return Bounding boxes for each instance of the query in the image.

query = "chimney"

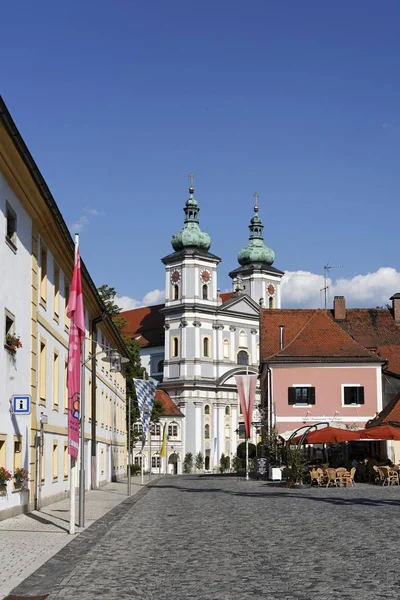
[334,296,346,320]
[279,325,284,350]
[390,294,400,323]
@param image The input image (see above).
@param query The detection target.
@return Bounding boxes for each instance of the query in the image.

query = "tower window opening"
[269,297,274,309]
[172,337,179,357]
[203,337,210,357]
[173,284,179,300]
[202,284,208,300]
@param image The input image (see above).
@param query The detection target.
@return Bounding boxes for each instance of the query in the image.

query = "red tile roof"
[120,304,165,348]
[155,389,184,417]
[367,390,400,426]
[220,292,233,303]
[330,308,400,374]
[260,309,383,363]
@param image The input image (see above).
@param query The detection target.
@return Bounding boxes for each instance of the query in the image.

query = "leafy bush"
[183,453,194,474]
[130,464,141,476]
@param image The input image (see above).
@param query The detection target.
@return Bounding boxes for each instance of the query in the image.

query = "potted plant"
[14,467,29,490]
[285,446,309,488]
[0,467,12,494]
[5,333,22,353]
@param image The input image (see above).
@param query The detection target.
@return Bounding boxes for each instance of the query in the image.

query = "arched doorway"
[168,452,179,475]
[205,454,210,471]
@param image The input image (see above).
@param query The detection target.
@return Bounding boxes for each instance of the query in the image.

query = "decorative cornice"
[193,320,202,327]
[229,326,236,332]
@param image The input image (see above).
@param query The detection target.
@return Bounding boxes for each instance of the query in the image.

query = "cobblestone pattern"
[0,478,149,600]
[11,477,400,600]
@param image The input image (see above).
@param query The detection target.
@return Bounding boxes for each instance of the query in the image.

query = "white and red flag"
[235,374,257,439]
[67,247,85,458]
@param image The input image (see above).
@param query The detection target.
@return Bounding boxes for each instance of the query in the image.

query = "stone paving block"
[9,477,400,600]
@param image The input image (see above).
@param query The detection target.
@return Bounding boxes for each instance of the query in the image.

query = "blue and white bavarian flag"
[133,378,157,448]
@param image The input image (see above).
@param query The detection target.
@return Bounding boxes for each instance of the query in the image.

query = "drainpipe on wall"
[91,313,107,490]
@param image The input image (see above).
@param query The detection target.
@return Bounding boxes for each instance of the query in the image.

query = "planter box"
[269,467,282,481]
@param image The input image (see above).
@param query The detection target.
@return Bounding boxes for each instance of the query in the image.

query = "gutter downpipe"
[91,313,107,490]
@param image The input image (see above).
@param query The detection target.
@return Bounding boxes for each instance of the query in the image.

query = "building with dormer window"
[122,184,284,471]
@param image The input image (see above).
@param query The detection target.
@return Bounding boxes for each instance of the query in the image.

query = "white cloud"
[70,207,101,233]
[70,215,89,233]
[116,289,165,312]
[282,267,400,308]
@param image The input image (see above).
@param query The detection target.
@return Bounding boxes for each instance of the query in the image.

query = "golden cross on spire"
[253,192,259,210]
[188,172,195,188]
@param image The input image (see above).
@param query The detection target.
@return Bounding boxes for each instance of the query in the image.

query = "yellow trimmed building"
[0,97,128,520]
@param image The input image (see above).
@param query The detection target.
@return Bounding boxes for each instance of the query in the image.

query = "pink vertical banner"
[67,248,85,458]
[235,374,257,438]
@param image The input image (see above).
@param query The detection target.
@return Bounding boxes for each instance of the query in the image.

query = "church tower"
[161,178,221,382]
[229,193,284,308]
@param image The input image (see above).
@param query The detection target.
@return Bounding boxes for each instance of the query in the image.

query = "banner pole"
[78,338,85,528]
[245,437,249,481]
[127,394,131,495]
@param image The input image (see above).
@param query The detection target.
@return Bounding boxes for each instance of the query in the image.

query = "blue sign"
[12,395,31,415]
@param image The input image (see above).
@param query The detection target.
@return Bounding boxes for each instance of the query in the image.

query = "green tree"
[97,284,164,456]
[183,453,194,474]
[97,284,121,316]
[195,451,204,472]
[219,453,230,473]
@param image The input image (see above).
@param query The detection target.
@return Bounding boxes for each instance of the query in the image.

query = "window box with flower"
[0,467,12,494]
[5,333,22,354]
[14,467,29,490]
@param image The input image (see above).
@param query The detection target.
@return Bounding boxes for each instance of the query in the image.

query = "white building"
[0,97,128,520]
[122,184,284,473]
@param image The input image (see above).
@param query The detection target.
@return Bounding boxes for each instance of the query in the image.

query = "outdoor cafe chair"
[336,467,351,487]
[349,467,356,487]
[326,468,339,488]
[388,469,399,486]
[377,466,390,486]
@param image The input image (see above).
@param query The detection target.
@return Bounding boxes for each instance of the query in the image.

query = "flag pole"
[127,394,131,496]
[69,233,79,535]
[245,365,249,481]
[78,337,85,528]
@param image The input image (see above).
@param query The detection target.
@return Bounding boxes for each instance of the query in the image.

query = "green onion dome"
[171,186,211,252]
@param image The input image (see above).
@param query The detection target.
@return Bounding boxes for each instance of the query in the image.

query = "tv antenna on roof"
[320,263,343,310]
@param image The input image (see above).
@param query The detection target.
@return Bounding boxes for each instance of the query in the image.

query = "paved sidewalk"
[0,476,157,600]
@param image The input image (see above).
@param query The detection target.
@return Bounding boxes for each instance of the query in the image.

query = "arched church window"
[205,455,210,470]
[204,404,210,415]
[225,406,230,416]
[204,424,210,439]
[203,337,210,358]
[202,284,209,300]
[173,284,179,300]
[237,350,249,366]
[172,337,179,358]
[269,296,274,309]
[157,359,164,373]
[239,330,247,348]
[223,338,230,359]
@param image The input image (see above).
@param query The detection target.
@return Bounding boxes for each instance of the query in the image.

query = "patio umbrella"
[300,426,362,444]
[359,424,400,441]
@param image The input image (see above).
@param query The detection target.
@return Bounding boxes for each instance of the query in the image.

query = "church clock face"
[267,283,275,297]
[200,269,211,283]
[171,270,181,284]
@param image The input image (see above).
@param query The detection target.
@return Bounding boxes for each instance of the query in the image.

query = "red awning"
[300,426,362,444]
[359,424,400,441]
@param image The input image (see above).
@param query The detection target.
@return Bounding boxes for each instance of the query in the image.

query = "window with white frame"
[172,336,179,358]
[288,386,315,405]
[203,336,211,358]
[152,455,161,468]
[151,423,161,435]
[225,405,230,416]
[134,455,142,467]
[343,385,364,405]
[168,423,178,437]
[204,404,210,415]
[4,309,15,346]
[237,350,249,365]
[239,329,247,348]
[134,423,143,434]
[6,202,17,247]
[223,338,230,359]
[204,423,210,439]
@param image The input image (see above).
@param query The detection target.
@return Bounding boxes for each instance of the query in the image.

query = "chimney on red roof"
[279,325,284,350]
[390,293,400,323]
[333,296,346,321]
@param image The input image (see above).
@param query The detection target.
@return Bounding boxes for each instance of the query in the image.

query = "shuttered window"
[288,387,316,405]
[343,386,364,405]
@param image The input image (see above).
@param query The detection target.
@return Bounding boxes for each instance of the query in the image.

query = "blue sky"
[2,1,400,308]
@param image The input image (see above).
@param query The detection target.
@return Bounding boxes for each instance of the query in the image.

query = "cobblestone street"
[11,476,400,600]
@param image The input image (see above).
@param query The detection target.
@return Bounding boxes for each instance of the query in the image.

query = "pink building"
[260,304,386,439]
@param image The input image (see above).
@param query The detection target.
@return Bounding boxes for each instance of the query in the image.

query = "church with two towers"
[122,182,284,472]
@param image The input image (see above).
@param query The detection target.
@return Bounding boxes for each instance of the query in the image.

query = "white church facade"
[122,184,284,472]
